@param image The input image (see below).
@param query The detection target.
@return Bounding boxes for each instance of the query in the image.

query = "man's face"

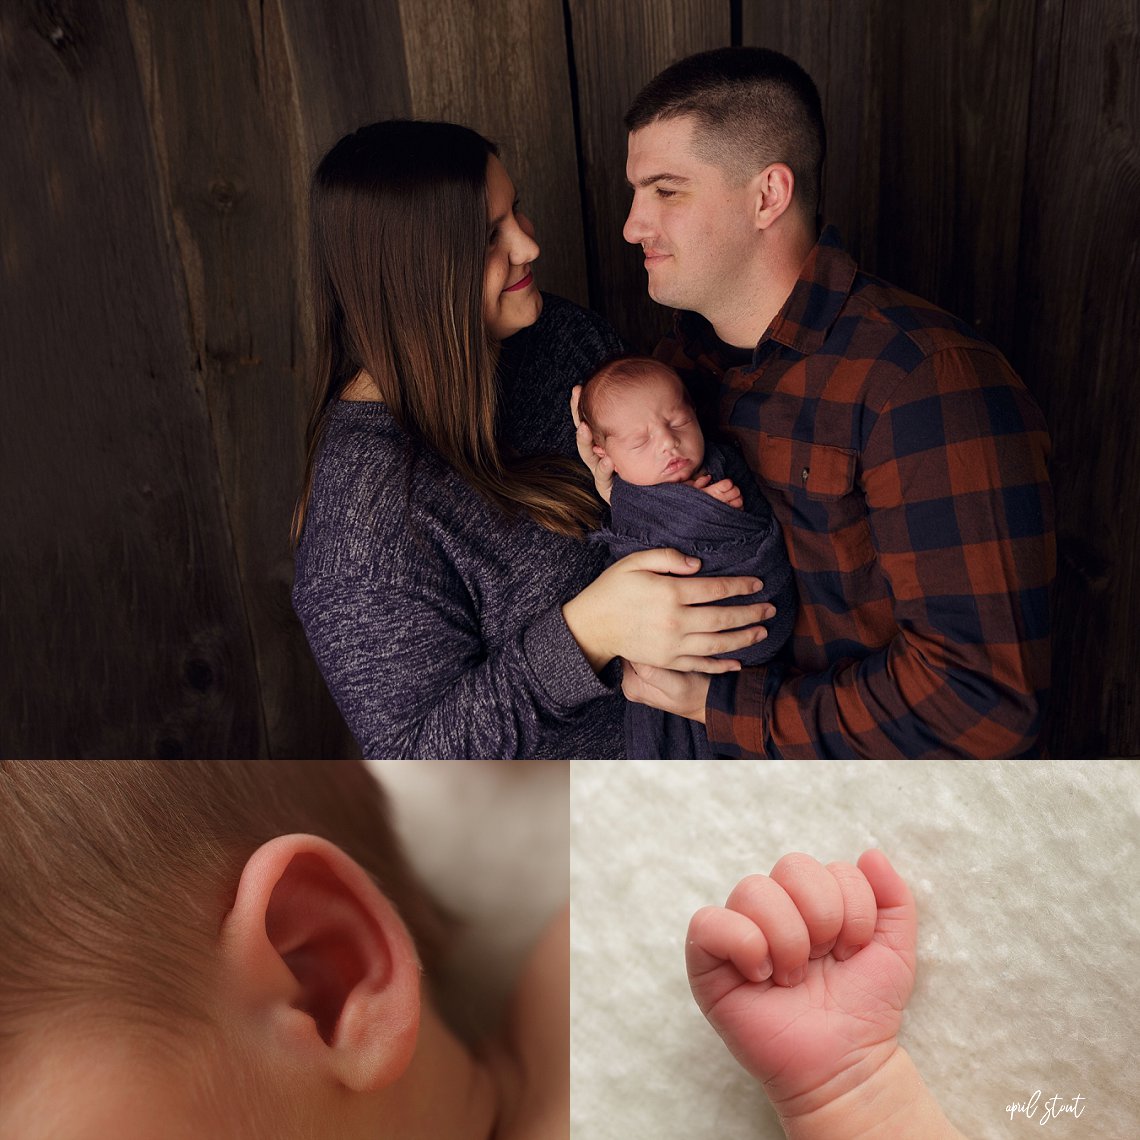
[594,373,705,487]
[624,115,758,324]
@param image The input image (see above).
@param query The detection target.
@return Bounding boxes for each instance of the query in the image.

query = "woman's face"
[483,155,542,340]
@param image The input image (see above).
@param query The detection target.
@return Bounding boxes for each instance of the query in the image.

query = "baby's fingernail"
[832,944,854,961]
[786,966,805,987]
[753,957,773,982]
[809,941,834,959]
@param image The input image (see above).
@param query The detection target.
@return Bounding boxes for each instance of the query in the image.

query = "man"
[597,47,1054,758]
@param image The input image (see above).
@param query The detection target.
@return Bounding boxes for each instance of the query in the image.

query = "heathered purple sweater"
[293,295,626,759]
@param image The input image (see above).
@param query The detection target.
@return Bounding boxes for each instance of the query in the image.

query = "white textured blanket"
[370,759,569,1040]
[571,761,1139,1139]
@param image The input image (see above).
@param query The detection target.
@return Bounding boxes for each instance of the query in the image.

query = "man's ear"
[219,834,422,1094]
[752,162,796,230]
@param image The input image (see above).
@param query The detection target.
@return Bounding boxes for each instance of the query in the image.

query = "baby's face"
[595,374,705,486]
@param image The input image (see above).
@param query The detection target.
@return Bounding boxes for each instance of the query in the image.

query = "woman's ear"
[219,834,422,1094]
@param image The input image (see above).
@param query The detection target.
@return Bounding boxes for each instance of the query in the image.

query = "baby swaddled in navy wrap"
[592,438,797,758]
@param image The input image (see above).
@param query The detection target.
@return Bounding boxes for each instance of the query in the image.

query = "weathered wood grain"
[1016,0,1140,756]
[0,0,262,756]
[872,0,1037,353]
[123,0,355,757]
[398,0,588,306]
[741,0,882,268]
[568,0,729,349]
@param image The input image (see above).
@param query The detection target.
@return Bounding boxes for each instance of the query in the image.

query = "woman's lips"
[503,271,533,293]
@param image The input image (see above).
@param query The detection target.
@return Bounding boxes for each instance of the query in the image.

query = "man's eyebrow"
[626,172,691,189]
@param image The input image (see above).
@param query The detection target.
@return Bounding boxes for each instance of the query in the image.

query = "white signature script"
[1006,1090,1086,1124]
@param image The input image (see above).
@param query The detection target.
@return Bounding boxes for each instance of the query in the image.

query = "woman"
[292,120,769,758]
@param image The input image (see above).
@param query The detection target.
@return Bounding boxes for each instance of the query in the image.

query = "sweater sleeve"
[294,566,617,759]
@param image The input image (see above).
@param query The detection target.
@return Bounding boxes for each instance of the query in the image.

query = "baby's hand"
[686,472,744,509]
[686,851,916,1121]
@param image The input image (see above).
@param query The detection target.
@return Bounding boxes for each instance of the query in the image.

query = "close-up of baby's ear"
[219,834,422,1094]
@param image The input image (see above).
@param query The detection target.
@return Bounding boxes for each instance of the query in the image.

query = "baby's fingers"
[725,874,808,987]
[686,906,771,1015]
[770,852,845,962]
[857,849,918,962]
[825,860,877,961]
[687,906,772,983]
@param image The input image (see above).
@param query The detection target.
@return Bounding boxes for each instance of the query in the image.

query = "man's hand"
[622,660,711,723]
[570,384,614,503]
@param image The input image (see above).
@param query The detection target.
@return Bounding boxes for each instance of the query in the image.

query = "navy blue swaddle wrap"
[591,440,796,758]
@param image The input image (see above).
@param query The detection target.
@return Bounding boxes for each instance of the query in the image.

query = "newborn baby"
[576,355,796,758]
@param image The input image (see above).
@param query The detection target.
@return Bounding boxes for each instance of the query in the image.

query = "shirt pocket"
[755,433,857,501]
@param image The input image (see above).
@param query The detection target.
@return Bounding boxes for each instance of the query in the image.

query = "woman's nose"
[511,217,540,264]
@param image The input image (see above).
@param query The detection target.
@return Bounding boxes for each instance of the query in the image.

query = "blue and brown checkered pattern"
[655,227,1055,758]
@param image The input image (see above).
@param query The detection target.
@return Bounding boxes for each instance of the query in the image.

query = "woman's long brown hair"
[292,120,600,545]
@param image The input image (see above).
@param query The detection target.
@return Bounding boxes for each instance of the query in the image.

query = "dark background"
[2,0,1137,757]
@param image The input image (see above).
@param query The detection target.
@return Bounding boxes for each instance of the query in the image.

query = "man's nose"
[623,197,649,245]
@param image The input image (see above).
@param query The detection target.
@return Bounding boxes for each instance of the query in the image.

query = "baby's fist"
[686,851,917,1118]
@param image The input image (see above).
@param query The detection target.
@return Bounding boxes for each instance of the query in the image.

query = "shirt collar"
[673,225,857,364]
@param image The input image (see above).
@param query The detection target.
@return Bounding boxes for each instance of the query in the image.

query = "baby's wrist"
[776,1046,965,1140]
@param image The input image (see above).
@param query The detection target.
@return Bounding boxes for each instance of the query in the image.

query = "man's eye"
[655,188,676,199]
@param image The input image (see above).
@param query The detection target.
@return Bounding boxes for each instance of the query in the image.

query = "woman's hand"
[562,547,774,673]
[570,385,614,503]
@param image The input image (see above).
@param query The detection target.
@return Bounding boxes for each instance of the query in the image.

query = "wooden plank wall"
[2,0,1136,757]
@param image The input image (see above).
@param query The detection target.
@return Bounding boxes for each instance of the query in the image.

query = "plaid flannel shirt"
[656,227,1055,758]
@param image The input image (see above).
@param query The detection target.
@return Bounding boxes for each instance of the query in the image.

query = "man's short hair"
[625,47,826,224]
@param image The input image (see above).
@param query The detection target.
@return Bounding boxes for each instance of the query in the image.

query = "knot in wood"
[208,178,245,212]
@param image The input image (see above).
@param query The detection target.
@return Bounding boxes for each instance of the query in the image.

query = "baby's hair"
[0,761,450,1055]
[578,354,689,438]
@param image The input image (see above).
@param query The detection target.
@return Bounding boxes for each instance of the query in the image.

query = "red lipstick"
[504,271,533,293]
